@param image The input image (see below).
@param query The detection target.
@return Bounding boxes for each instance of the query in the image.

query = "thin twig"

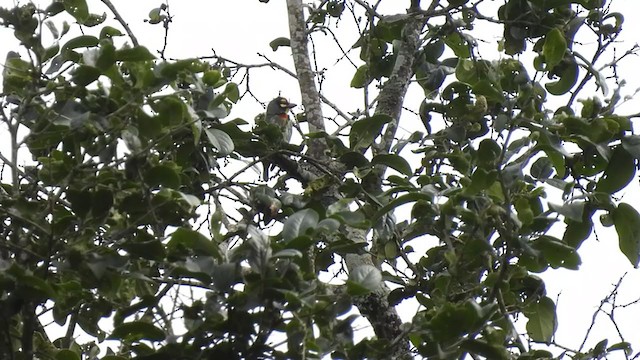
[100,0,139,47]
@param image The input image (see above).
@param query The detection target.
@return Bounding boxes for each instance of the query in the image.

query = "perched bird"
[265,96,296,143]
[260,97,296,181]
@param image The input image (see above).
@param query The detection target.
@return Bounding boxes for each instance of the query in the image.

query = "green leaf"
[272,249,303,258]
[531,157,554,179]
[532,235,580,269]
[109,321,165,341]
[114,46,155,62]
[461,339,510,360]
[373,192,433,222]
[167,227,221,259]
[444,32,471,58]
[472,79,504,103]
[154,95,186,126]
[596,147,635,194]
[8,264,57,299]
[371,154,412,176]
[608,342,632,356]
[347,264,381,295]
[622,135,640,159]
[349,114,392,150]
[99,26,123,39]
[524,297,557,342]
[71,65,101,86]
[67,189,92,219]
[350,64,370,88]
[269,37,291,51]
[612,203,640,267]
[543,28,567,69]
[339,151,370,169]
[122,233,165,261]
[91,188,113,219]
[549,201,584,222]
[563,218,593,249]
[55,349,80,360]
[464,168,498,196]
[282,209,319,242]
[205,128,234,156]
[145,164,181,189]
[545,58,578,95]
[148,7,164,24]
[63,0,89,23]
[3,53,31,93]
[203,70,222,86]
[224,82,240,103]
[62,35,99,51]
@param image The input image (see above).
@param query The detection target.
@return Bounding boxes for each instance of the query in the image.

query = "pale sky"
[3,0,640,357]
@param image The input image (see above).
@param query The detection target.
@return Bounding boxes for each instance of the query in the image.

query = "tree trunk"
[285,1,428,357]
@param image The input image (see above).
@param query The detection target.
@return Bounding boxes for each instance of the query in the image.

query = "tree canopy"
[1,0,640,359]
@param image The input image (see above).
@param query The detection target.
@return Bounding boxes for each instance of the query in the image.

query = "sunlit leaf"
[543,28,567,69]
[347,264,381,295]
[350,64,370,88]
[205,128,234,156]
[524,297,557,342]
[282,209,319,242]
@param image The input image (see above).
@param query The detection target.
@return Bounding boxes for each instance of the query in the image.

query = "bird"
[260,97,297,181]
[265,96,296,143]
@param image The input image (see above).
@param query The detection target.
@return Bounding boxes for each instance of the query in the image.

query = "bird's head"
[266,97,297,118]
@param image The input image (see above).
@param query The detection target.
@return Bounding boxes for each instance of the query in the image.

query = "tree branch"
[100,0,139,47]
[286,0,326,161]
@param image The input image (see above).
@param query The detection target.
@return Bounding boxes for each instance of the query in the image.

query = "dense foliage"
[1,0,639,359]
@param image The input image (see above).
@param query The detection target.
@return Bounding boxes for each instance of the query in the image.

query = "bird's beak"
[287,102,297,108]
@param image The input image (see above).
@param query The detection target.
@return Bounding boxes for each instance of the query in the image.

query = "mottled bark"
[286,0,326,162]
[375,13,426,155]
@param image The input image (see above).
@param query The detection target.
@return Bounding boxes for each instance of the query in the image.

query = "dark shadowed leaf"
[269,37,291,51]
[109,321,165,341]
[55,349,80,360]
[71,65,101,86]
[596,147,635,194]
[145,164,181,189]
